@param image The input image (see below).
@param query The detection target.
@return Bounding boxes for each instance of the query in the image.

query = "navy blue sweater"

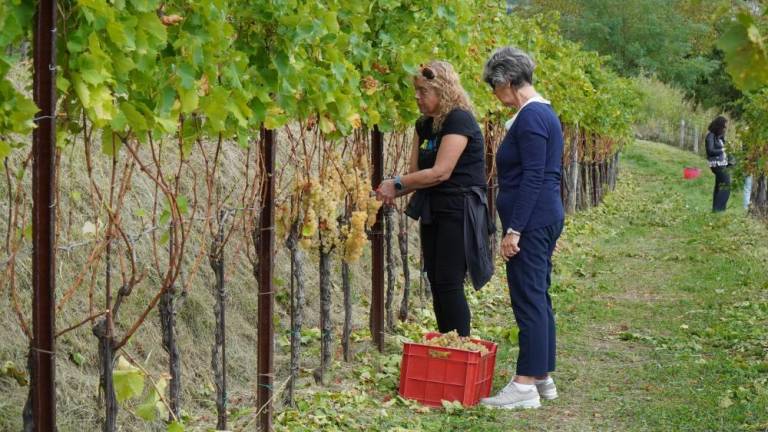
[496,102,564,233]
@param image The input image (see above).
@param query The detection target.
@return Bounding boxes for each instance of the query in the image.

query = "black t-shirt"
[415,108,486,213]
[416,108,486,189]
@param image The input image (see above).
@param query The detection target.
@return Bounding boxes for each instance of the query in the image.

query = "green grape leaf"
[718,12,768,91]
[8,96,37,132]
[154,116,178,134]
[176,63,196,90]
[159,206,171,225]
[69,352,86,367]
[167,421,184,432]
[176,196,189,215]
[135,375,167,421]
[120,102,148,131]
[178,87,199,113]
[106,20,129,47]
[201,88,230,132]
[137,12,166,43]
[135,398,158,421]
[113,356,145,402]
[0,142,13,160]
[130,0,157,13]
[101,128,122,156]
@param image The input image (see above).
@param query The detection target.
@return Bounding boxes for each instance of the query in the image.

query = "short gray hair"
[483,46,536,89]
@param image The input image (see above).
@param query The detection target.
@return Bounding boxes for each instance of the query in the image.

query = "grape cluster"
[421,331,490,355]
[275,148,381,262]
[339,152,382,262]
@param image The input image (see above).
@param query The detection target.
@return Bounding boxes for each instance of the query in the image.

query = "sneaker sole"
[539,392,558,400]
[498,398,542,409]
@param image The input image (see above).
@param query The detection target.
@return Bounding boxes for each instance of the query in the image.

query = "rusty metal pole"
[258,128,276,431]
[370,127,384,352]
[32,0,57,430]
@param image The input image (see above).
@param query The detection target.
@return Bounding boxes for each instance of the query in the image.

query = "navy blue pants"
[505,221,563,376]
[711,166,731,212]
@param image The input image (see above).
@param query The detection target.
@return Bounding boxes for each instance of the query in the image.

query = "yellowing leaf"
[161,14,184,26]
[747,24,763,45]
[347,113,362,129]
[72,78,91,107]
[90,86,115,125]
[319,116,336,134]
[264,106,287,129]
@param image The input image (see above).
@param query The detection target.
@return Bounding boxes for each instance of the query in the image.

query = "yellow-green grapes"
[422,331,490,356]
[342,210,368,262]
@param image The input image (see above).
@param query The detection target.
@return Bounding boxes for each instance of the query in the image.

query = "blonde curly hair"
[415,60,474,133]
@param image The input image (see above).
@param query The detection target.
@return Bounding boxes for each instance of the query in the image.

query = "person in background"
[479,46,564,410]
[705,116,731,212]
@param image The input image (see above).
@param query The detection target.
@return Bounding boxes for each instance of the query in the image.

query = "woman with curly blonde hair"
[377,60,494,336]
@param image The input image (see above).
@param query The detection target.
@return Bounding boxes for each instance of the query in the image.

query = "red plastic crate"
[398,332,497,407]
[683,167,701,179]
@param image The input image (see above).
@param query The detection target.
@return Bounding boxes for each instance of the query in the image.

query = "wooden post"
[680,119,686,149]
[32,0,58,429]
[568,125,579,214]
[258,128,276,431]
[370,126,385,352]
[693,124,699,154]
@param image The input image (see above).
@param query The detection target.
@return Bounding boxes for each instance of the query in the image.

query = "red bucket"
[683,167,701,179]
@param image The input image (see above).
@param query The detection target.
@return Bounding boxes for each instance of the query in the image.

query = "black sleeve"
[705,133,720,158]
[440,109,478,138]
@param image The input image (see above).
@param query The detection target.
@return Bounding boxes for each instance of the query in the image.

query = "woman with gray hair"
[479,47,565,410]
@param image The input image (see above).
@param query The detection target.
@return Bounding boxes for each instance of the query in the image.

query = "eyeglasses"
[420,64,435,80]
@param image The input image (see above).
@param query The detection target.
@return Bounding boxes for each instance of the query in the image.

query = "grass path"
[272,140,768,432]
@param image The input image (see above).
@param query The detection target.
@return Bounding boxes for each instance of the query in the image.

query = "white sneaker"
[535,377,558,400]
[480,381,541,409]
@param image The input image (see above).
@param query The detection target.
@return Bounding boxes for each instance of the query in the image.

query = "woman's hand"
[375,179,397,206]
[500,232,521,261]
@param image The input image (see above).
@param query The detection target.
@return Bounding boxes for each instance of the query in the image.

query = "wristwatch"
[394,175,404,191]
[505,228,521,236]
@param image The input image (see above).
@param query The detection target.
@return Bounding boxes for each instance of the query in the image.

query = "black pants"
[711,166,731,212]
[420,208,471,336]
[505,221,563,376]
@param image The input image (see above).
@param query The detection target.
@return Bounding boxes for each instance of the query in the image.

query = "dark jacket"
[496,103,564,233]
[405,187,495,290]
[705,132,728,167]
